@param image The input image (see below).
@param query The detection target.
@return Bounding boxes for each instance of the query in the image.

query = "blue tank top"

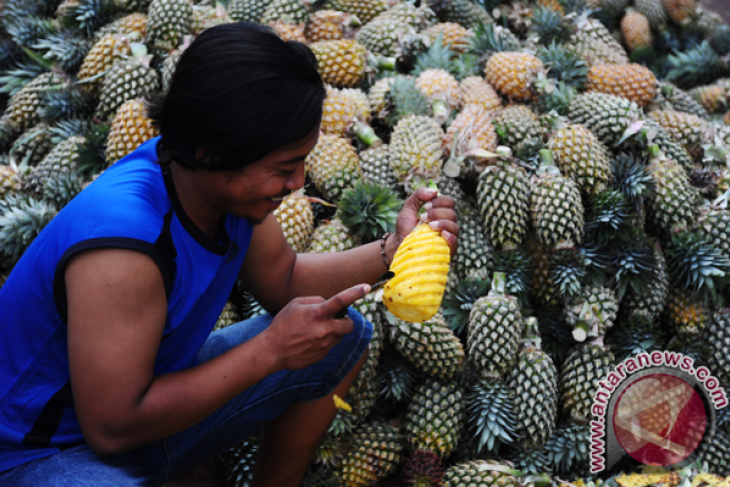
[0,137,254,472]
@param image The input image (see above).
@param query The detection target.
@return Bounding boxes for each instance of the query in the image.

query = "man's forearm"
[283,236,398,303]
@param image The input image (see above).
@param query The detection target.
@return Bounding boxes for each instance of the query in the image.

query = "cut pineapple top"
[383,224,450,322]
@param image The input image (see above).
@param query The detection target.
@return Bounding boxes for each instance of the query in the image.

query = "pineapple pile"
[1,0,730,484]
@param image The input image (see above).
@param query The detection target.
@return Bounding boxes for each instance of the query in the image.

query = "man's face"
[204,126,320,224]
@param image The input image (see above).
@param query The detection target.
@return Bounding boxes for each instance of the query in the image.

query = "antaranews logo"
[589,351,728,473]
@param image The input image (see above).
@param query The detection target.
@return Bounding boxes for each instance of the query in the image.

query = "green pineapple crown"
[61,0,116,36]
[442,276,490,335]
[4,16,56,48]
[492,248,534,308]
[465,379,517,454]
[0,193,57,262]
[607,315,664,362]
[610,230,658,301]
[33,31,92,74]
[579,236,610,285]
[384,76,431,126]
[337,181,401,243]
[612,151,655,209]
[40,88,95,123]
[75,123,110,179]
[43,173,84,210]
[376,348,417,404]
[468,21,521,57]
[666,230,730,303]
[402,450,445,487]
[710,24,730,56]
[411,33,452,77]
[584,190,633,245]
[531,6,572,46]
[666,41,726,89]
[0,62,49,97]
[535,80,578,115]
[536,41,588,90]
[544,424,591,477]
[450,53,481,80]
[549,248,586,298]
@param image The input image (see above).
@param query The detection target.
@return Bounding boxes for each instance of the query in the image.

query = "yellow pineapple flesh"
[383,224,450,323]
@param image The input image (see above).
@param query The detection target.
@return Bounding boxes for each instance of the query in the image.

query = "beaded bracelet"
[380,232,393,269]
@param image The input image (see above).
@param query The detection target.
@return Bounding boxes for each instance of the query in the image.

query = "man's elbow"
[82,424,140,456]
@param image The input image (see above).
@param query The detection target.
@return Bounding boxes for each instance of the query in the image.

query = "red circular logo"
[613,374,707,466]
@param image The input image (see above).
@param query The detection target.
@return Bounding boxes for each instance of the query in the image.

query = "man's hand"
[387,185,460,262]
[259,284,371,371]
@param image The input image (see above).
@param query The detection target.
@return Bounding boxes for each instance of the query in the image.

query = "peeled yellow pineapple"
[383,224,450,322]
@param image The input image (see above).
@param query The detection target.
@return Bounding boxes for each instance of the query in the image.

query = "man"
[0,22,459,486]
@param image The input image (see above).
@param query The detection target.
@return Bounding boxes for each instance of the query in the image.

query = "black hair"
[146,22,326,171]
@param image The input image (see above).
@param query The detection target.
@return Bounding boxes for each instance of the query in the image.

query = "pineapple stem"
[491,272,506,294]
[572,321,588,342]
[538,149,554,166]
[352,120,382,147]
[523,317,542,350]
[647,144,662,159]
[431,100,449,125]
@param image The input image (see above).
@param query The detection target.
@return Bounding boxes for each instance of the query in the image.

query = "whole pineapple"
[106,98,159,165]
[648,110,711,156]
[304,135,361,203]
[337,421,403,487]
[459,76,503,113]
[570,16,629,67]
[567,92,641,147]
[405,379,464,458]
[476,162,530,251]
[586,64,657,107]
[307,219,359,253]
[547,124,613,197]
[530,151,584,250]
[467,272,525,380]
[507,318,558,450]
[620,9,653,53]
[310,40,368,89]
[77,35,133,93]
[560,341,614,423]
[645,145,698,236]
[24,137,86,195]
[145,0,193,55]
[387,313,464,380]
[94,44,159,121]
[485,52,543,101]
[5,72,65,133]
[273,189,314,252]
[383,223,450,323]
[388,115,443,190]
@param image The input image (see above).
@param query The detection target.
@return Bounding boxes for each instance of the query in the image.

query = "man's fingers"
[317,284,371,318]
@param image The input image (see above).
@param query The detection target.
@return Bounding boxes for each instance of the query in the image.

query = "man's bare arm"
[66,248,366,455]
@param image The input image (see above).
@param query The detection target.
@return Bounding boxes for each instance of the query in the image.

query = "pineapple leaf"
[338,181,401,243]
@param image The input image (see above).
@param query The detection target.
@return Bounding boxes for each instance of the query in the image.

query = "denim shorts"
[0,309,372,487]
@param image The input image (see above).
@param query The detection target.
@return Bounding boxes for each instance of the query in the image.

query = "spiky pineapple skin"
[106,99,160,165]
[307,219,359,254]
[25,137,86,195]
[321,85,359,137]
[567,92,640,147]
[646,156,697,236]
[452,208,492,280]
[586,64,657,107]
[648,110,711,154]
[443,460,521,487]
[565,285,619,340]
[383,224,450,323]
[389,116,443,189]
[467,289,524,380]
[704,311,730,385]
[146,0,192,54]
[508,345,558,449]
[477,164,530,251]
[311,40,367,89]
[416,69,462,112]
[570,18,629,67]
[424,22,471,53]
[337,421,403,487]
[485,52,543,101]
[559,344,614,423]
[459,77,502,113]
[273,189,314,253]
[305,135,361,202]
[548,124,613,196]
[95,59,160,121]
[530,170,584,250]
[406,379,464,457]
[388,314,464,379]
